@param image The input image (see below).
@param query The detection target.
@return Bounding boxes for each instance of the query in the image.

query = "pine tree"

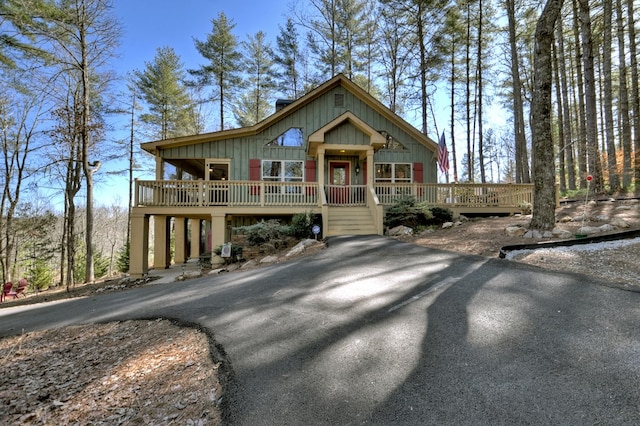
[134,47,195,140]
[190,12,242,130]
[275,18,302,99]
[233,31,276,127]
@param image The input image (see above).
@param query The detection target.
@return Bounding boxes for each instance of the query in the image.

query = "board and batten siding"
[157,84,437,182]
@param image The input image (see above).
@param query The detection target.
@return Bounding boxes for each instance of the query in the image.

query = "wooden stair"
[326,206,378,236]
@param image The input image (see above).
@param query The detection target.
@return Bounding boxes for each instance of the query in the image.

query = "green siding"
[159,82,437,183]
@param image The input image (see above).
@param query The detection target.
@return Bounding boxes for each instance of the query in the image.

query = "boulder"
[577,226,600,235]
[610,217,630,228]
[442,222,454,229]
[552,227,573,239]
[260,255,279,264]
[505,226,526,237]
[594,214,610,222]
[558,215,572,223]
[388,225,413,236]
[598,223,615,232]
[240,260,259,269]
[523,229,543,239]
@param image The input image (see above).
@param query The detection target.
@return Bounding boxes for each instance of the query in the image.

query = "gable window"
[375,163,412,182]
[379,131,407,150]
[266,128,304,147]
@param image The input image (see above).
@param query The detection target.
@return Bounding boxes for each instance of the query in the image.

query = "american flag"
[437,132,449,174]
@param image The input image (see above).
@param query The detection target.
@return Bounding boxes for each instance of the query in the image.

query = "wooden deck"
[134,180,541,215]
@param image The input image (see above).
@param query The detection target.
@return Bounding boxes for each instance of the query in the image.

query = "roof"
[140,74,438,155]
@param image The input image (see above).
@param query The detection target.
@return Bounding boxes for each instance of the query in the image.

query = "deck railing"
[135,180,321,208]
[135,180,536,210]
[374,182,535,208]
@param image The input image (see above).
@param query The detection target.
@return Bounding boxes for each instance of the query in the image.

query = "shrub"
[234,219,289,251]
[288,212,322,239]
[27,258,54,291]
[213,243,244,260]
[384,196,453,229]
[116,241,130,273]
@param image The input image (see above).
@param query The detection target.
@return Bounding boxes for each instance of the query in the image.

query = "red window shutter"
[305,160,316,181]
[305,160,317,196]
[413,162,423,183]
[249,159,261,195]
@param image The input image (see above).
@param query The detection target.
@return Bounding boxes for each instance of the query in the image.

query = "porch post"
[318,147,326,190]
[190,219,201,259]
[210,213,226,250]
[155,155,164,179]
[174,218,187,263]
[366,149,374,186]
[129,212,149,279]
[153,215,171,269]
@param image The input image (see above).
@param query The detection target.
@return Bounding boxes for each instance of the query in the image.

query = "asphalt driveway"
[2,235,639,425]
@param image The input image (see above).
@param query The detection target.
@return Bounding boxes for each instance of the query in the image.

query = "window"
[262,160,304,193]
[266,128,304,147]
[375,163,411,182]
[379,131,407,150]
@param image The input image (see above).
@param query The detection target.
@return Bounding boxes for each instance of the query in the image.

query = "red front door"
[329,162,350,204]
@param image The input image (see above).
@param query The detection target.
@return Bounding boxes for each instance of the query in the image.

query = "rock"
[598,223,615,232]
[209,268,226,274]
[552,228,573,239]
[458,215,469,222]
[388,225,413,236]
[594,214,610,222]
[180,270,202,280]
[442,222,454,229]
[260,255,279,264]
[542,231,553,238]
[286,239,322,257]
[558,215,573,223]
[505,226,526,237]
[610,217,630,228]
[240,260,258,269]
[614,205,632,210]
[226,263,241,272]
[577,226,600,235]
[454,221,463,227]
[419,228,435,236]
[523,230,542,239]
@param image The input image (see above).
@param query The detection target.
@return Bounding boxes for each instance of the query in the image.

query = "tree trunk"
[553,38,566,192]
[477,0,485,183]
[571,0,587,188]
[626,0,640,190]
[602,0,618,192]
[506,0,530,184]
[578,0,603,193]
[617,0,632,189]
[556,18,576,190]
[530,0,564,231]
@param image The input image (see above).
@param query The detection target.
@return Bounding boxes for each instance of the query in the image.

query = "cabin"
[129,74,535,278]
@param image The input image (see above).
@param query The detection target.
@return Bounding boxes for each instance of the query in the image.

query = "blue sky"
[97,1,293,207]
[113,0,292,76]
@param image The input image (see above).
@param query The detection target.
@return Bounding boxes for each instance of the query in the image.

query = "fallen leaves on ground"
[0,319,222,425]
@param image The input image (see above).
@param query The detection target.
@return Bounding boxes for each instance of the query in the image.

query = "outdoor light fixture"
[355,164,360,174]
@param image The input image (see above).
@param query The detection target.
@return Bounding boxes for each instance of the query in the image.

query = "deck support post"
[174,218,187,264]
[129,212,149,279]
[153,215,171,269]
[210,213,226,251]
[190,219,201,259]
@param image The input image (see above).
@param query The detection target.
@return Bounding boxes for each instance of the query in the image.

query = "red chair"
[1,282,17,302]
[14,278,28,298]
